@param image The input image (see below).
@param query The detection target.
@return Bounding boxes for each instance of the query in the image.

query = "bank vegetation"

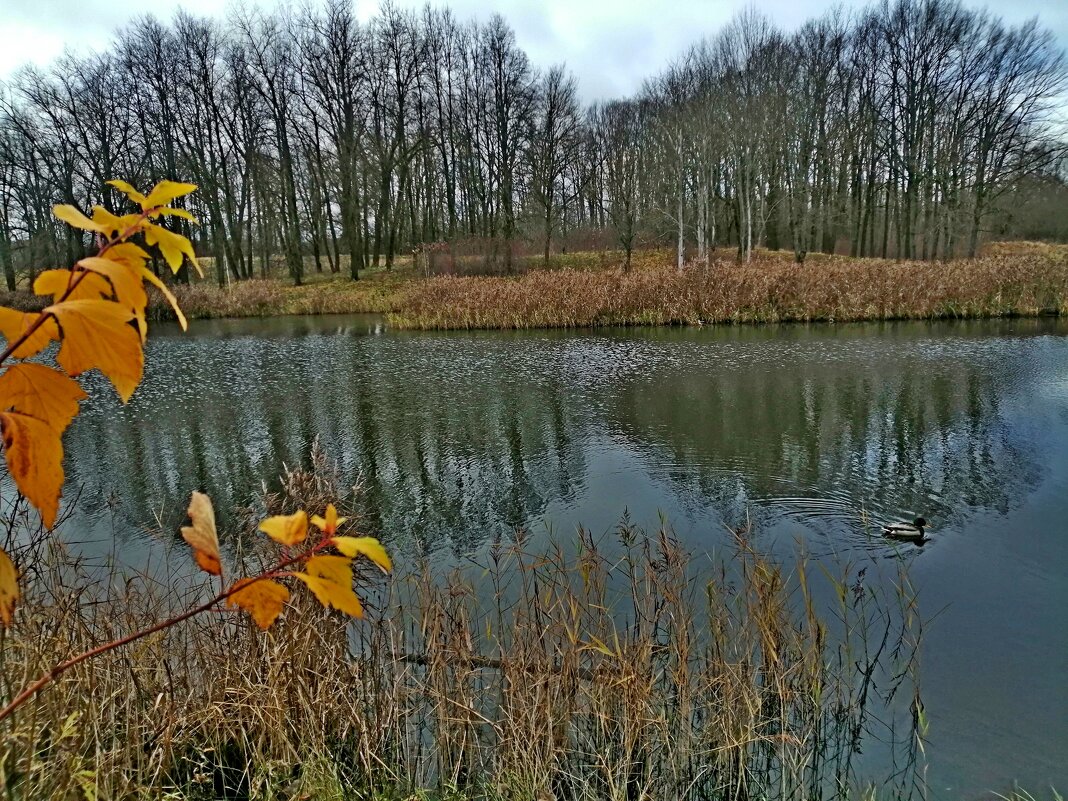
[0,452,925,800]
[4,242,1063,330]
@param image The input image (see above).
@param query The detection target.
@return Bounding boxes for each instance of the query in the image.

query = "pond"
[54,314,1068,797]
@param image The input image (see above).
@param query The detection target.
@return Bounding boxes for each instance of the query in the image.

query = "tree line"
[1,0,1066,288]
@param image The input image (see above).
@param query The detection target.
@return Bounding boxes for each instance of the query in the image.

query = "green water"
[53,315,1068,796]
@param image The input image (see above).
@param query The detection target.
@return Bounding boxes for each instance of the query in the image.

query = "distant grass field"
[3,241,1066,330]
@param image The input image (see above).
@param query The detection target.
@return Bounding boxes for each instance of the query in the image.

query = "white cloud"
[2,0,1065,102]
[0,0,246,80]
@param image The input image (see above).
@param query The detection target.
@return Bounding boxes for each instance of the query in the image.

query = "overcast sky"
[1,0,1066,101]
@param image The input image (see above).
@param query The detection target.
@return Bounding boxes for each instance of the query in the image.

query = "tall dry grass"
[390,246,1068,329]
[0,452,925,800]
[2,244,1064,329]
[0,273,401,322]
[158,277,401,320]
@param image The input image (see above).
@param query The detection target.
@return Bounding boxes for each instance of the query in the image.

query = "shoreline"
[3,242,1066,332]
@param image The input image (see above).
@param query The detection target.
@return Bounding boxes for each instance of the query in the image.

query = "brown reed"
[390,245,1068,330]
[0,452,925,800]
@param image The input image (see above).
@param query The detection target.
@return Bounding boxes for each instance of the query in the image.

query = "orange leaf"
[0,307,59,359]
[310,504,346,537]
[331,536,391,573]
[144,223,199,275]
[226,577,289,629]
[0,547,18,626]
[259,510,308,546]
[0,363,86,433]
[180,491,221,577]
[45,299,143,402]
[34,269,113,302]
[143,180,197,209]
[53,204,105,233]
[293,554,363,618]
[0,411,64,527]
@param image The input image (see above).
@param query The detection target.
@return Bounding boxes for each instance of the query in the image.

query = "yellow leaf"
[294,573,364,618]
[0,363,86,433]
[0,548,18,626]
[305,553,352,586]
[583,635,617,658]
[331,536,391,573]
[34,269,113,302]
[143,180,197,209]
[258,510,308,546]
[0,411,64,528]
[0,307,59,359]
[293,554,363,618]
[105,242,150,270]
[154,207,199,224]
[144,223,199,275]
[138,267,187,331]
[91,206,145,238]
[310,503,347,537]
[77,257,149,340]
[106,179,146,205]
[46,299,143,402]
[77,257,148,316]
[181,491,221,577]
[53,204,105,234]
[101,242,184,329]
[226,577,289,629]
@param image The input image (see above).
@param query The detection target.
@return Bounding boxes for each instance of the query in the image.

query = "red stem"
[0,536,335,724]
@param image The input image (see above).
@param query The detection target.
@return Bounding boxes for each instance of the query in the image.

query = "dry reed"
[390,246,1068,330]
[0,452,925,800]
[1,244,1064,330]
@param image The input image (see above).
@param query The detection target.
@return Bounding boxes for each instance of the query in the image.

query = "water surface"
[53,315,1068,796]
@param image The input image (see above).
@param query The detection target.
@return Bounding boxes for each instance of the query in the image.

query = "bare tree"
[529,66,583,263]
[592,100,645,270]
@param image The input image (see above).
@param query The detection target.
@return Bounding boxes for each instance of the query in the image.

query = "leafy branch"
[0,179,393,724]
[0,497,390,724]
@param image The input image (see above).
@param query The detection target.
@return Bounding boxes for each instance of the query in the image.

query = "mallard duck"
[883,517,928,542]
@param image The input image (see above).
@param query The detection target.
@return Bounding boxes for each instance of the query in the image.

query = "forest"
[0,0,1066,290]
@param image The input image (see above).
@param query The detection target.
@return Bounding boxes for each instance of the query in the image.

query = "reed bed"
[1,243,1064,329]
[0,452,927,800]
[0,274,401,321]
[159,277,401,320]
[390,246,1068,330]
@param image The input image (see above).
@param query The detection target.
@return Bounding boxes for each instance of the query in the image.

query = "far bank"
[3,242,1066,331]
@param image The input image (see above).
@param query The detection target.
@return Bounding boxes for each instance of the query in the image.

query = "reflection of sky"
[911,379,1068,796]
[11,314,1066,794]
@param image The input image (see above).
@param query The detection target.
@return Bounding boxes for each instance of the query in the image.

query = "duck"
[883,517,928,543]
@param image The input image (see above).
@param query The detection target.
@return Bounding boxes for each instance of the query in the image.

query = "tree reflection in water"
[58,316,1056,561]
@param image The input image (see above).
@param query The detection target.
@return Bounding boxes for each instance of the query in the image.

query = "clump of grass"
[0,267,406,322]
[149,275,404,321]
[389,245,1068,330]
[0,450,926,800]
[3,244,1064,328]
